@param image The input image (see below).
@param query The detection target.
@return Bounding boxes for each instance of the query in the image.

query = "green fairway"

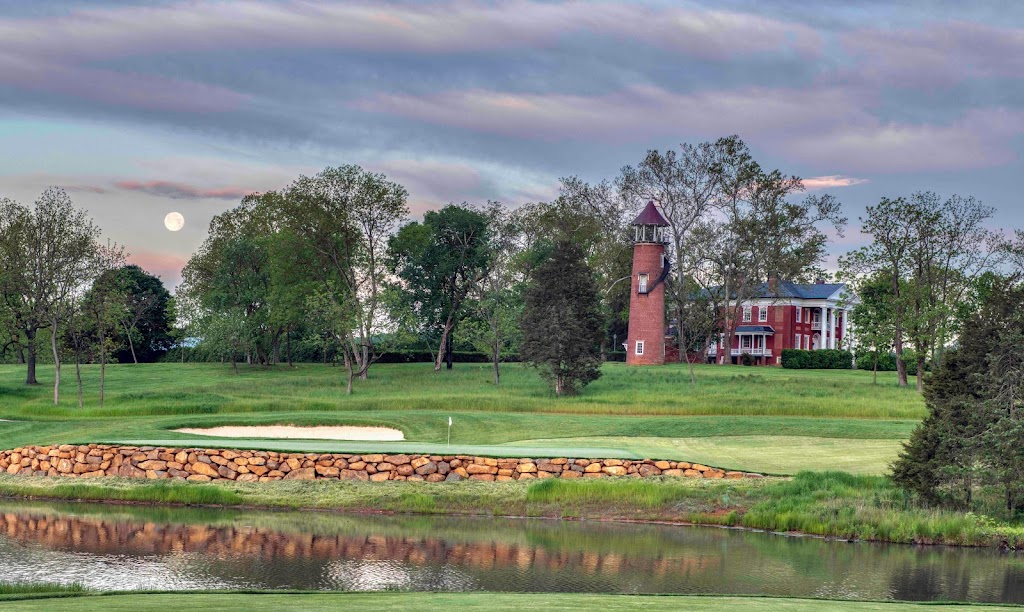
[0,592,1017,611]
[0,362,921,474]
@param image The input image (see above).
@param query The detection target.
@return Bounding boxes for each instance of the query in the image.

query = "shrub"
[740,352,755,366]
[781,348,853,369]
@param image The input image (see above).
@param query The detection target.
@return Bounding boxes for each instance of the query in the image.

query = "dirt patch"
[172,425,405,441]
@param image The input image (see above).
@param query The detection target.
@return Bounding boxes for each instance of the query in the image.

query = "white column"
[819,307,826,350]
[823,311,831,350]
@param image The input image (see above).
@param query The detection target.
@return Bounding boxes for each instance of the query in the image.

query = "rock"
[237,473,259,483]
[638,465,662,477]
[369,471,390,482]
[466,463,495,475]
[602,466,627,476]
[362,454,384,463]
[692,464,710,472]
[315,465,340,477]
[516,463,537,473]
[138,460,168,471]
[683,469,702,478]
[190,462,219,478]
[410,457,431,469]
[559,470,581,479]
[583,463,602,473]
[604,459,624,467]
[348,461,367,470]
[175,451,189,464]
[283,467,316,480]
[745,473,764,479]
[187,474,211,482]
[385,454,411,465]
[415,461,437,475]
[425,473,446,483]
[725,471,745,479]
[536,462,561,473]
[654,460,671,470]
[551,458,568,465]
[444,471,463,482]
[56,458,73,473]
[397,464,414,476]
[536,471,556,479]
[468,474,494,481]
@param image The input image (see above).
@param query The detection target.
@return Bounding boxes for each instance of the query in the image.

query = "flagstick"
[447,416,452,448]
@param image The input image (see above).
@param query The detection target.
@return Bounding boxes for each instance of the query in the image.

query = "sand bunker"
[173,425,405,441]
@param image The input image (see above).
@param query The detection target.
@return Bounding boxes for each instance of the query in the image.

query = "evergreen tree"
[520,240,603,396]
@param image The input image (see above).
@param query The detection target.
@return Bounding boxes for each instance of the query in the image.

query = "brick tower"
[625,201,669,366]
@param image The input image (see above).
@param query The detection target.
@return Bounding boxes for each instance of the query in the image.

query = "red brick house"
[706,278,855,366]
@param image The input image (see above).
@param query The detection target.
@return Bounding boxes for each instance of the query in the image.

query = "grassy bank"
[0,362,919,474]
[1,471,1020,548]
[1,592,1020,611]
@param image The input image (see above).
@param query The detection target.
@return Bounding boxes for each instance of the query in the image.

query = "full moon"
[164,212,185,232]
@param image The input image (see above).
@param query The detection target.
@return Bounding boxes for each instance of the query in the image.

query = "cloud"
[0,1,819,60]
[802,176,868,190]
[840,21,1024,89]
[357,84,1024,173]
[113,180,257,200]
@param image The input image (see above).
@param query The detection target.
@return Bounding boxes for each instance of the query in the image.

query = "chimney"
[767,272,779,292]
[815,278,825,285]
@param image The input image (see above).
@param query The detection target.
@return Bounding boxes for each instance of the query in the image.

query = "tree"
[101,265,173,363]
[520,240,604,396]
[891,277,1024,510]
[82,241,127,406]
[0,189,101,403]
[286,166,408,387]
[387,204,492,371]
[464,202,525,385]
[841,193,999,390]
[846,272,896,384]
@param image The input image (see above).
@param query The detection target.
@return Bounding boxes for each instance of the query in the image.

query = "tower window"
[742,306,752,322]
[638,273,649,294]
[758,306,768,322]
[636,341,645,355]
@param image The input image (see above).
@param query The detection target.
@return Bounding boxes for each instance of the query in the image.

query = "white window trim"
[635,340,645,355]
[638,273,649,294]
[758,306,768,322]
[796,307,802,322]
[741,336,752,349]
[742,306,752,322]
[795,333,801,348]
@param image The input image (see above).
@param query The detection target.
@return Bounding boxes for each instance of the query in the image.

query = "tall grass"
[0,479,243,506]
[0,582,87,595]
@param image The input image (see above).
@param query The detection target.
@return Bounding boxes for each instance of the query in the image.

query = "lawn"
[0,592,1019,611]
[0,361,921,474]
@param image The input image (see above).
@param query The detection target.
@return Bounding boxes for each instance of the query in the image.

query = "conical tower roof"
[631,201,669,226]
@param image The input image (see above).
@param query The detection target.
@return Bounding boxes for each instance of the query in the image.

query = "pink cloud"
[802,176,868,190]
[114,180,257,200]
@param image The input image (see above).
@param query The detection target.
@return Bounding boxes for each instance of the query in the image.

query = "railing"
[730,348,772,357]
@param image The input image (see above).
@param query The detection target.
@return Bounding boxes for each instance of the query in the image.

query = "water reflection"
[0,500,1022,602]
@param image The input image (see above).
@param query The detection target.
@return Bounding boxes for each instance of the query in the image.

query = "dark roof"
[701,280,849,301]
[631,201,669,226]
[736,325,775,334]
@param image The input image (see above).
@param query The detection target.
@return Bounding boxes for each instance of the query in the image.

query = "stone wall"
[0,444,762,483]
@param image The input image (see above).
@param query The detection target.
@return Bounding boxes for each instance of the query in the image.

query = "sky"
[1,0,1023,290]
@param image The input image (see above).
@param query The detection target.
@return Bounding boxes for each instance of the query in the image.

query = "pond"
[0,499,1022,602]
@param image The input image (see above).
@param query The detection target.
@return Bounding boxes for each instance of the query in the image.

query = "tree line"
[0,189,173,406]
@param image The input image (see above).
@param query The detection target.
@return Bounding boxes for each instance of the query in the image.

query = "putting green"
[502,436,904,475]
